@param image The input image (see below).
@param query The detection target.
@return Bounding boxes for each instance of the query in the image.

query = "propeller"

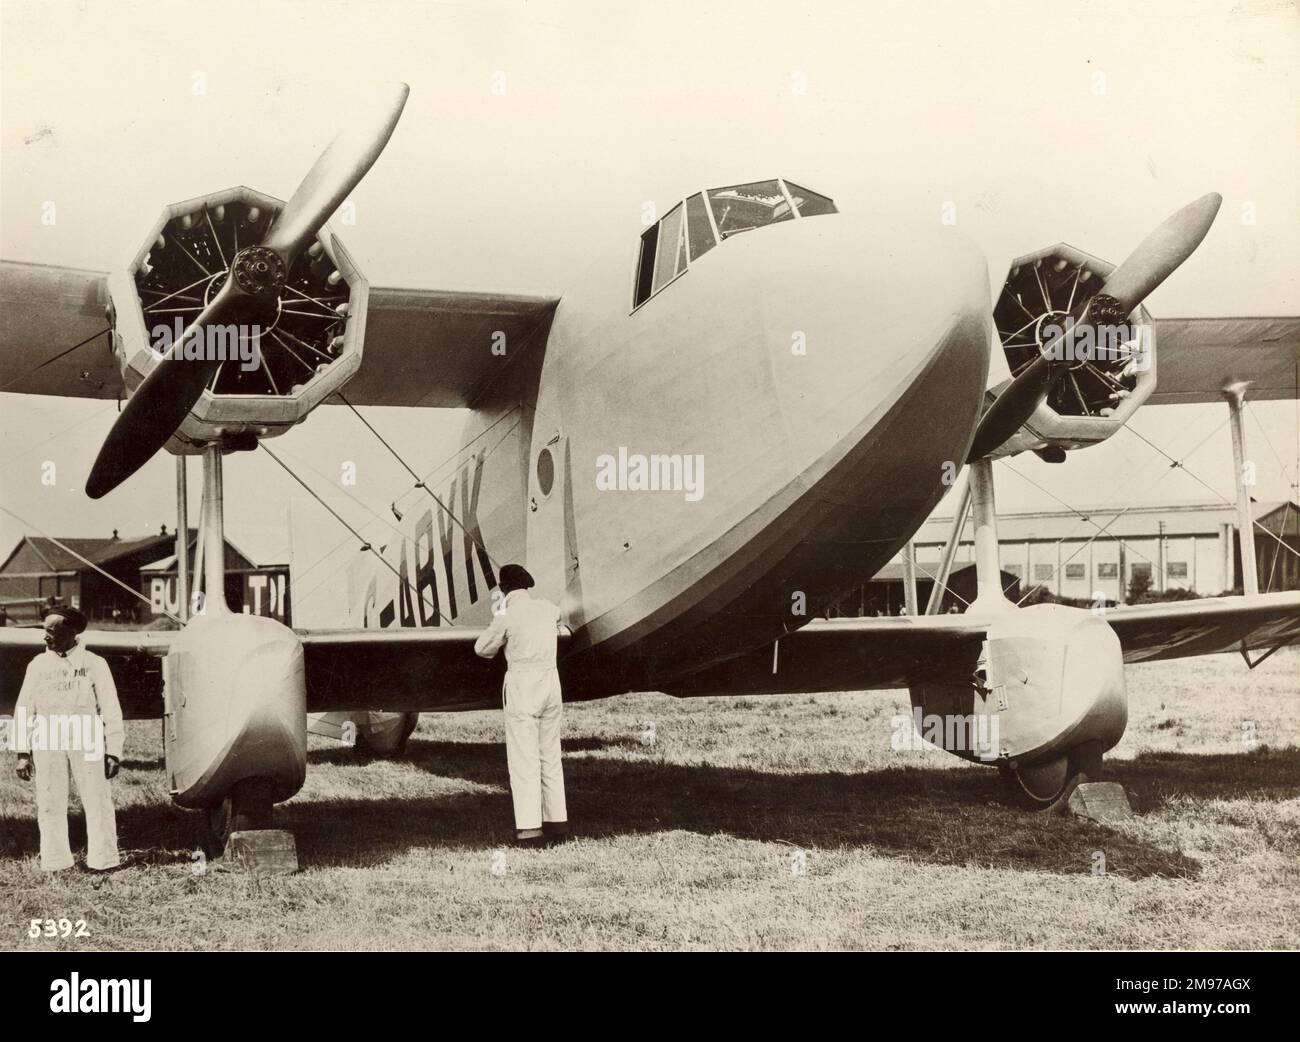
[86,83,410,499]
[966,192,1222,463]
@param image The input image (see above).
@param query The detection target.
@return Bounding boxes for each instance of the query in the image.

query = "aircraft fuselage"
[356,206,993,699]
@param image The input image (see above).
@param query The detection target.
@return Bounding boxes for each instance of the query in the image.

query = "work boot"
[515,827,545,849]
[543,821,570,846]
[78,862,121,875]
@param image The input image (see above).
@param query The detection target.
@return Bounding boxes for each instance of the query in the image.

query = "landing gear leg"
[200,778,275,857]
[1000,741,1103,813]
[202,798,233,859]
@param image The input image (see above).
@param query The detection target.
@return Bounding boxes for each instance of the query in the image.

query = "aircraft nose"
[759,211,993,481]
[571,209,995,669]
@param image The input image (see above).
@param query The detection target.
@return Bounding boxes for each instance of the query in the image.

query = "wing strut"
[968,458,1016,614]
[198,444,231,616]
[175,457,191,624]
[1240,643,1285,669]
[1222,382,1259,596]
[925,478,973,615]
[901,540,919,615]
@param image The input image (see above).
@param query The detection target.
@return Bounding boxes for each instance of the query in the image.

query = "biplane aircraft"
[2,83,1298,854]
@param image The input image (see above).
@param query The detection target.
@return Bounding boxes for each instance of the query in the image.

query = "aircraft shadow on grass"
[293,739,1299,878]
[4,743,1294,879]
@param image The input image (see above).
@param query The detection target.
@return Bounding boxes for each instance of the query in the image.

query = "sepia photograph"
[0,0,1297,1002]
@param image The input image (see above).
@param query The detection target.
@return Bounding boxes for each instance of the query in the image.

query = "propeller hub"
[1033,309,1072,364]
[230,245,286,298]
[1083,292,1127,326]
[202,268,284,334]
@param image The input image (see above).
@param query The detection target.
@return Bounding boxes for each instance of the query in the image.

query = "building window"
[1097,563,1118,578]
[1034,564,1054,581]
[1064,563,1086,579]
[1131,562,1152,579]
[1003,563,1022,577]
[1167,561,1188,579]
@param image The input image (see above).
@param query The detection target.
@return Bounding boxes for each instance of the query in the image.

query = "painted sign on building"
[143,568,291,623]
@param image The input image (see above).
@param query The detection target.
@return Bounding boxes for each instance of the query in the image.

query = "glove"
[104,755,120,781]
[15,755,32,782]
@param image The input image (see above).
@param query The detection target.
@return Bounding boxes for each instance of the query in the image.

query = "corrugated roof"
[139,536,266,572]
[26,535,167,569]
[1,530,198,574]
[870,561,1018,583]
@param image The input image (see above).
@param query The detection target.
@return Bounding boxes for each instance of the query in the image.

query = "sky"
[1,0,1297,622]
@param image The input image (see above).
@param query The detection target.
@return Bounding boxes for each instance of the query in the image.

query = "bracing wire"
[334,391,502,569]
[285,414,523,609]
[259,443,455,627]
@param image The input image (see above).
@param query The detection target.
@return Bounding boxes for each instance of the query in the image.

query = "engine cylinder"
[106,187,370,453]
[988,243,1157,456]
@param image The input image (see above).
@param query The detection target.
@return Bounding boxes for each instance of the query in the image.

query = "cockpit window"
[653,203,686,293]
[784,181,838,217]
[632,178,837,310]
[706,180,794,238]
[685,192,716,261]
[634,223,658,307]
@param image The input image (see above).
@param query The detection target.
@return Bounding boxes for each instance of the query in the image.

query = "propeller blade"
[1084,192,1222,317]
[262,82,409,265]
[86,281,247,498]
[965,356,1054,463]
[968,192,1222,463]
[86,84,411,498]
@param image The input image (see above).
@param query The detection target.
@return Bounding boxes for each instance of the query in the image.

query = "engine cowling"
[987,242,1156,457]
[106,187,369,454]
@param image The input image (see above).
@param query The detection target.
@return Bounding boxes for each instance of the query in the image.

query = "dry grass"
[2,649,1297,950]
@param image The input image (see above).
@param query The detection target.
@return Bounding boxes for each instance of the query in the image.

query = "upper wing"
[0,260,560,409]
[1149,317,1300,404]
[338,287,560,408]
[0,262,119,398]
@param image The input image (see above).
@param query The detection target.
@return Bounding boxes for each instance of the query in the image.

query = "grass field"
[2,649,1297,951]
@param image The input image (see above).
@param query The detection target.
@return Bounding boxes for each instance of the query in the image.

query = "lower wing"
[2,591,1295,717]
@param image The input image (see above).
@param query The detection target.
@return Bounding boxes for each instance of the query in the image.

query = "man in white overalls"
[13,607,124,872]
[474,564,569,848]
